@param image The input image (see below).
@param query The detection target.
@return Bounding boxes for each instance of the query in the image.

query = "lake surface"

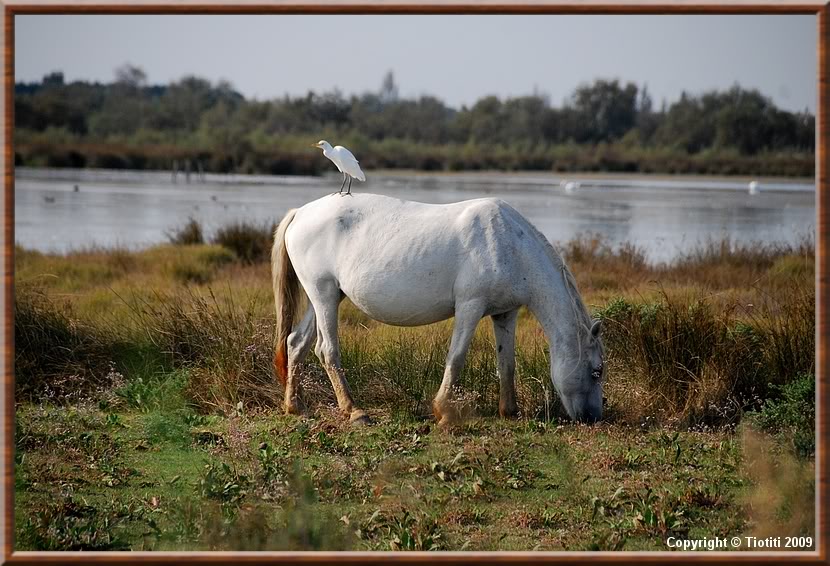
[14,168,815,264]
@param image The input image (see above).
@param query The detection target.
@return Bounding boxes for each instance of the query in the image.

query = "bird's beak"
[310,143,320,148]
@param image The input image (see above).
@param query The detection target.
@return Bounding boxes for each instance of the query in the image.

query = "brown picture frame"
[3,4,827,564]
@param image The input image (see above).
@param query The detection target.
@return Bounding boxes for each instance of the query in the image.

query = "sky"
[15,14,817,113]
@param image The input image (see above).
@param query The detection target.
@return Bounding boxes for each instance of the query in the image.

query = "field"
[14,224,816,551]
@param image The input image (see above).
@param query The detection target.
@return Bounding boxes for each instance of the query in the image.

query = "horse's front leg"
[309,283,369,424]
[433,302,484,427]
[492,309,520,418]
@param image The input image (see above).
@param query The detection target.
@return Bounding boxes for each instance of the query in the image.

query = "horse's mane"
[520,218,594,340]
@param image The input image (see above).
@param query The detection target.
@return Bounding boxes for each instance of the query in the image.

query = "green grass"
[14,396,762,551]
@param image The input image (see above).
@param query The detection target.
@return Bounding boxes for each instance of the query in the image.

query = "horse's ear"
[590,319,602,338]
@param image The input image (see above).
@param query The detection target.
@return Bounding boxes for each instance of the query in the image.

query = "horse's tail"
[272,208,304,386]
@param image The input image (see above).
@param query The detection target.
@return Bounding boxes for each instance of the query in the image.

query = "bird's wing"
[334,146,360,164]
[333,146,366,180]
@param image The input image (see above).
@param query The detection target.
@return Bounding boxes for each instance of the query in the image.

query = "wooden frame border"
[2,4,827,565]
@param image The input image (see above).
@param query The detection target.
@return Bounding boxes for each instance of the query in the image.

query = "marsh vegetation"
[14,221,815,551]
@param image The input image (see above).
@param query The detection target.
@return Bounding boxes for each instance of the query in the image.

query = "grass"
[14,400,753,551]
[13,229,816,551]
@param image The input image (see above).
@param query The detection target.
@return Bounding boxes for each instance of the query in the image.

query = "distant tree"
[501,96,548,144]
[466,96,506,143]
[115,64,147,88]
[148,76,217,132]
[570,79,639,143]
[652,90,713,153]
[379,71,399,104]
[42,71,64,87]
[635,84,659,142]
[710,86,782,154]
[638,85,653,114]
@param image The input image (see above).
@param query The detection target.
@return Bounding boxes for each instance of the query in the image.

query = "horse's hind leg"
[492,309,519,418]
[433,301,484,427]
[308,282,368,424]
[284,305,316,415]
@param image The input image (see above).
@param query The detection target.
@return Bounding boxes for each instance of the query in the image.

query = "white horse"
[271,193,605,425]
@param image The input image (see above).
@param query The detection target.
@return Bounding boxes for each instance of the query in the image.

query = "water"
[14,167,815,263]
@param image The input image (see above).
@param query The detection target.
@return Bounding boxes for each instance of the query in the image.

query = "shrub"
[596,293,770,425]
[166,218,205,246]
[212,221,275,264]
[125,289,278,413]
[14,285,115,401]
[751,287,815,386]
[749,373,816,457]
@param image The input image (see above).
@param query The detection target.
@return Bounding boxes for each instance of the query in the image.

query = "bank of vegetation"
[14,68,814,177]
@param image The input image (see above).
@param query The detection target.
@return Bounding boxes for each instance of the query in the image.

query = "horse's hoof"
[284,404,303,416]
[433,399,460,428]
[499,405,520,419]
[437,416,459,430]
[432,400,446,422]
[349,410,371,425]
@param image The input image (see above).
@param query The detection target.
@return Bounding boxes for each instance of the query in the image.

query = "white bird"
[312,140,366,195]
[560,180,580,194]
[748,181,760,195]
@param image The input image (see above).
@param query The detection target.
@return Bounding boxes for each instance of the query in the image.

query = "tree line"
[14,66,815,177]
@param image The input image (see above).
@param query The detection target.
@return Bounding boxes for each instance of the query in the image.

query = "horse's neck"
[527,254,585,352]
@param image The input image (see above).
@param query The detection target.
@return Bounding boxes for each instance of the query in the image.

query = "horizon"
[16,67,814,116]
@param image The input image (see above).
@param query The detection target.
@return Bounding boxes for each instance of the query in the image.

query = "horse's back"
[286,194,532,325]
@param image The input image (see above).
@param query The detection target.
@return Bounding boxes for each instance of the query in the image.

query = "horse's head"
[552,319,605,423]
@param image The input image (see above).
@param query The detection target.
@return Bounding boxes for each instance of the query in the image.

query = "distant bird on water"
[312,140,365,195]
[560,180,580,194]
[748,181,760,195]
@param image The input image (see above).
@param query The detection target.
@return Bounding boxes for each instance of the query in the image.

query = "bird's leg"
[338,173,348,194]
[346,177,352,195]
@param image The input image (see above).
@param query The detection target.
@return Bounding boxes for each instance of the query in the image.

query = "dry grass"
[14,231,815,429]
[14,285,117,402]
[595,284,814,427]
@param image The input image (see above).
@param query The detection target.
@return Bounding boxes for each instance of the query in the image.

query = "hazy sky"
[16,15,816,112]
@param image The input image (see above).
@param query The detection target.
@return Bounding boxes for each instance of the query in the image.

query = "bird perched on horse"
[312,140,366,195]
